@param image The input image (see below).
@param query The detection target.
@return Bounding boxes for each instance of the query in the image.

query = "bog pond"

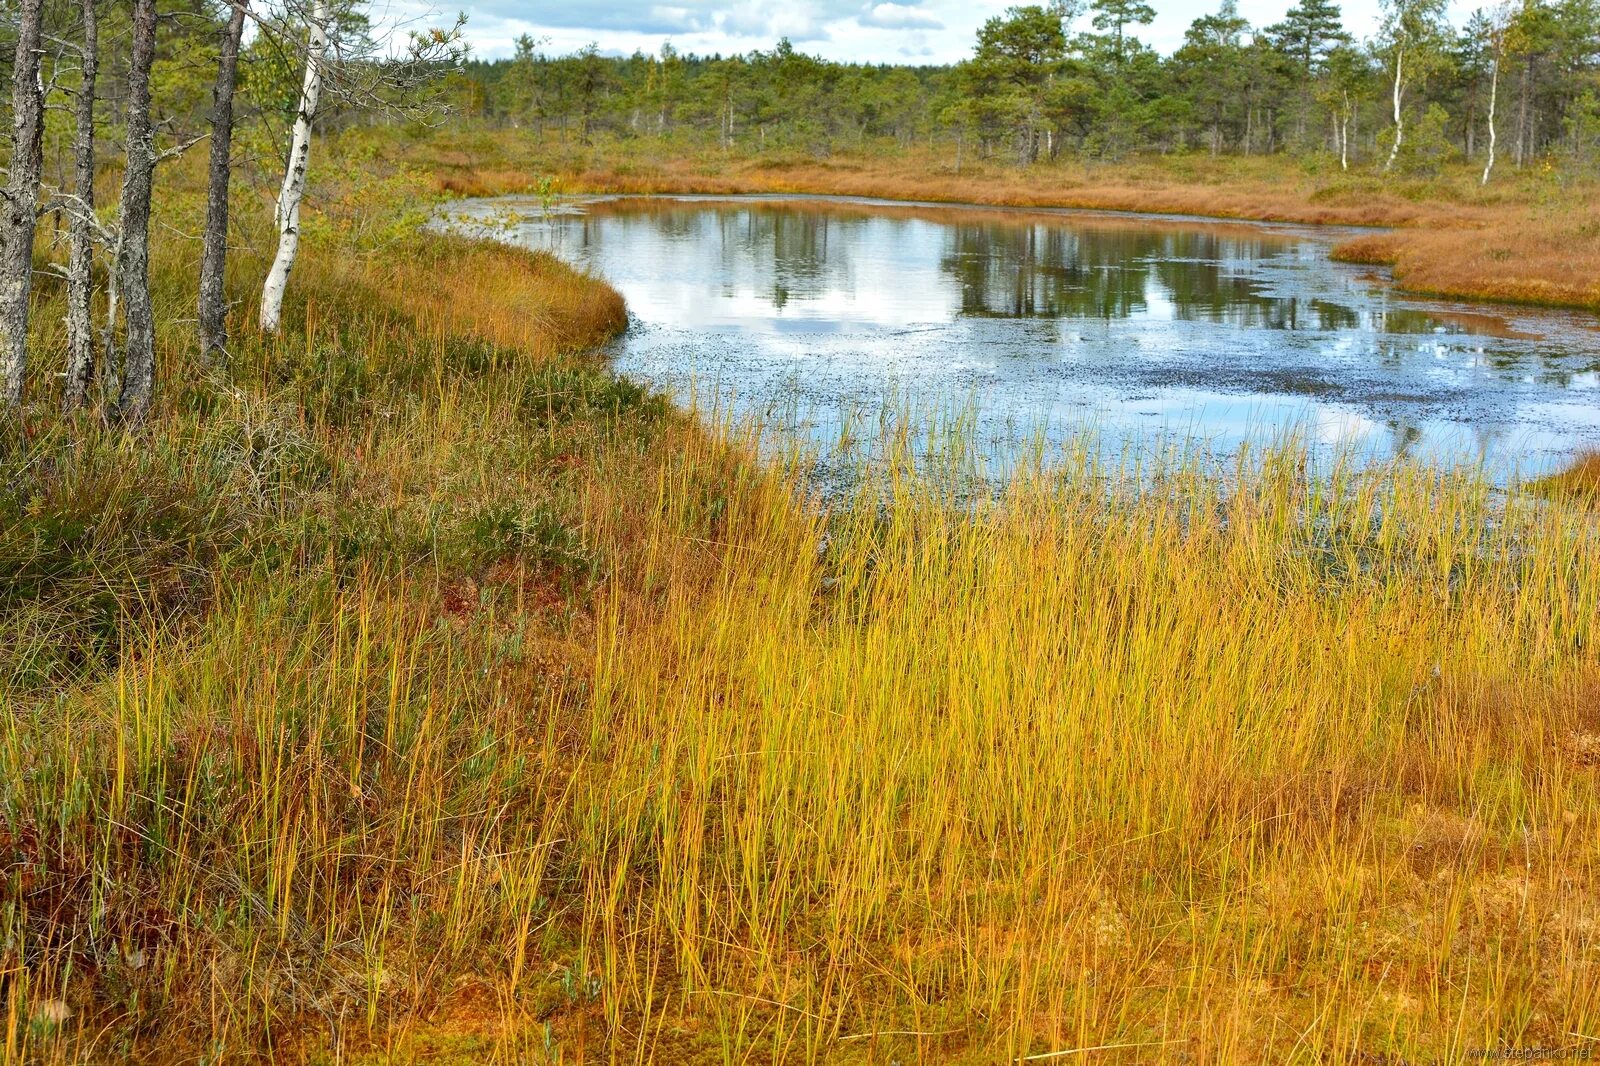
[444,193,1600,477]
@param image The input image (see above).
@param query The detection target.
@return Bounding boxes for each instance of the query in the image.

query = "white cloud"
[861,2,944,29]
[648,5,708,31]
[381,0,1438,65]
[719,0,832,39]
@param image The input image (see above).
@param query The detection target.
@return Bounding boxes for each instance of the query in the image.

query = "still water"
[447,194,1600,475]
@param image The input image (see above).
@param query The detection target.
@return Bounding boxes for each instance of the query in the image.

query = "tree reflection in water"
[457,194,1600,478]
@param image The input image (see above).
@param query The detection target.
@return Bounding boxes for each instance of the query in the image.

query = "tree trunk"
[198,0,248,363]
[114,0,157,421]
[260,0,329,334]
[1525,74,1538,161]
[0,0,47,408]
[1515,59,1530,166]
[1331,93,1344,170]
[1482,55,1499,185]
[1385,48,1405,172]
[63,0,99,410]
[102,228,122,397]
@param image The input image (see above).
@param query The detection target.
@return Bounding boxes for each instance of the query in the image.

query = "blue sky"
[396,0,1418,64]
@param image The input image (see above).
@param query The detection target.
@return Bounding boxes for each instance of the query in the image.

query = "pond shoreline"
[422,146,1600,315]
[460,189,1395,240]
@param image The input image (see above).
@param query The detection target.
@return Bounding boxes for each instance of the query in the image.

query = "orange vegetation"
[358,236,626,355]
[1331,221,1600,311]
[422,145,1481,226]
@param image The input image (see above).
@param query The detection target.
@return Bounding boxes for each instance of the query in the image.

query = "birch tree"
[63,0,99,409]
[1379,0,1448,172]
[114,0,159,421]
[258,5,465,334]
[1384,44,1405,169]
[0,0,47,408]
[1481,10,1510,184]
[258,0,328,335]
[198,0,250,363]
[1318,46,1360,170]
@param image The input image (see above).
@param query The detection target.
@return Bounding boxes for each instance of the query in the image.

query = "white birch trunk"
[259,0,328,334]
[1481,55,1499,186]
[1339,91,1351,170]
[1385,48,1405,172]
[102,228,121,399]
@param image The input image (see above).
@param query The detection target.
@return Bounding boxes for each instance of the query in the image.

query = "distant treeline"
[449,0,1600,173]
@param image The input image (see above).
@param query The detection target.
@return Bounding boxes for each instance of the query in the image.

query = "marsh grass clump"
[519,364,668,428]
[0,399,333,693]
[1535,450,1600,505]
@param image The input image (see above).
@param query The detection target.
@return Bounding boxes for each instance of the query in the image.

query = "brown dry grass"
[417,140,1475,225]
[331,233,627,355]
[1332,219,1600,310]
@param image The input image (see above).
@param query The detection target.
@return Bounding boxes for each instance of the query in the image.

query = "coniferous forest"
[450,0,1600,173]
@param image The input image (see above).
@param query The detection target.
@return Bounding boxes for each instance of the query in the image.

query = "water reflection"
[449,194,1600,476]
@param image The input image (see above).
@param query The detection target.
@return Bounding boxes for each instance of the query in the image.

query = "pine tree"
[1270,0,1350,147]
[1090,0,1156,60]
[113,0,159,421]
[1275,0,1349,74]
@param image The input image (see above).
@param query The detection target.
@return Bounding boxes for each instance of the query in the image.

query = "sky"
[397,0,1420,65]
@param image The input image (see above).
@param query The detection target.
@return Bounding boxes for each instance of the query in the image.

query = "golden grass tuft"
[363,237,626,355]
[1327,231,1405,265]
[1536,450,1600,504]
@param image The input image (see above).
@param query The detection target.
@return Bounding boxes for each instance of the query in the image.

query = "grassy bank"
[3,136,1599,1064]
[397,128,1600,314]
[1327,224,1600,313]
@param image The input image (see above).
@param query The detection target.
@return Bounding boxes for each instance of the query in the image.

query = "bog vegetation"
[1,0,1599,1062]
